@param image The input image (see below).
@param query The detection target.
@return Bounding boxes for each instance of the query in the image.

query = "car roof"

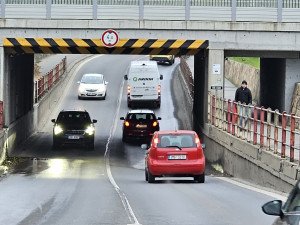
[155,130,196,135]
[128,109,155,114]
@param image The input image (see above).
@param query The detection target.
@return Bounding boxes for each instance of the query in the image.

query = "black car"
[262,179,300,225]
[51,110,97,149]
[120,109,161,142]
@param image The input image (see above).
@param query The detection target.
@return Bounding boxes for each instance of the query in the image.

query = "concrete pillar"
[285,59,300,113]
[260,58,285,112]
[193,50,208,129]
[208,49,225,98]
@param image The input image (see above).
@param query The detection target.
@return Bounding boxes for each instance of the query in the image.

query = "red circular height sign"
[101,29,119,48]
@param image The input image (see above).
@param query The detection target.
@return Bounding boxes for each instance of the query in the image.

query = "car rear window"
[157,134,196,148]
[57,112,91,124]
[127,113,155,121]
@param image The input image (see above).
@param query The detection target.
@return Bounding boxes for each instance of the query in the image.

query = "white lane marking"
[216,177,288,201]
[104,79,141,225]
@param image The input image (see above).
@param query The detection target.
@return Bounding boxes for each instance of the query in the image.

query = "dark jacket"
[235,87,252,105]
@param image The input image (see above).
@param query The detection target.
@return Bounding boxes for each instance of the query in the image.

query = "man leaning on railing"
[234,80,252,129]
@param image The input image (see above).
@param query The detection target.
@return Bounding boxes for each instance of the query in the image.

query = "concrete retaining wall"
[224,58,260,104]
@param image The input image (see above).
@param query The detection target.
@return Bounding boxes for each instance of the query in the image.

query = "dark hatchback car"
[262,179,300,225]
[51,110,97,149]
[120,109,161,142]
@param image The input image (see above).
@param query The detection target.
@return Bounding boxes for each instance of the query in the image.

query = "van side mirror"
[51,119,56,123]
[120,117,125,120]
[201,144,206,149]
[105,81,108,85]
[93,119,97,123]
[160,75,163,80]
[157,117,161,120]
[124,75,128,80]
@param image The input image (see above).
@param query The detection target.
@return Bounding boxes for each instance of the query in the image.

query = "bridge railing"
[34,56,66,103]
[1,0,300,22]
[208,93,300,164]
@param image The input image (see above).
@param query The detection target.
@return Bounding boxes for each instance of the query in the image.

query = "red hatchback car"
[142,130,205,183]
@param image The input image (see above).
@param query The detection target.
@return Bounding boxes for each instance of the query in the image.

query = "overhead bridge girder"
[4,38,209,56]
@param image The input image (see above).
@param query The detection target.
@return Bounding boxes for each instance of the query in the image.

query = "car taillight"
[158,85,161,94]
[153,137,159,147]
[127,86,131,94]
[125,121,130,127]
[195,137,200,147]
[152,121,158,127]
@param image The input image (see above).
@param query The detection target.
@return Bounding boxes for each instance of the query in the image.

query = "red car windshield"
[157,134,196,148]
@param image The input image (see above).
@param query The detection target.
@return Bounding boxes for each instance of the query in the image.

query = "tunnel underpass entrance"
[1,37,209,155]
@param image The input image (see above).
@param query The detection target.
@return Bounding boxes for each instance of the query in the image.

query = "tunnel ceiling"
[3,38,208,56]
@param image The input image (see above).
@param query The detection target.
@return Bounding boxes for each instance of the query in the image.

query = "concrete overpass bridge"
[0,0,300,192]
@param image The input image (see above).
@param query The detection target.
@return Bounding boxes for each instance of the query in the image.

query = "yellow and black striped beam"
[3,38,208,55]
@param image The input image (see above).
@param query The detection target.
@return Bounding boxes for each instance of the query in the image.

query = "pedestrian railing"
[180,56,194,98]
[34,56,66,103]
[1,0,300,22]
[208,93,300,164]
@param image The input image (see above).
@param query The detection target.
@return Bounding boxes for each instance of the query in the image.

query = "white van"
[124,61,163,108]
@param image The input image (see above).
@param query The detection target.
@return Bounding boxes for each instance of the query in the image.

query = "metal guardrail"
[2,0,300,7]
[1,0,300,22]
[208,93,300,164]
[34,57,66,103]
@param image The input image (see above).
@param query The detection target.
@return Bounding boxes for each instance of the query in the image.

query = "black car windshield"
[81,75,103,84]
[57,112,91,125]
[157,134,196,148]
[283,181,300,212]
[127,113,155,121]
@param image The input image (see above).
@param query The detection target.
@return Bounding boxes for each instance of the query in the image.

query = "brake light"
[195,137,200,147]
[158,85,161,94]
[153,137,159,147]
[127,85,131,94]
[125,121,130,127]
[152,121,158,127]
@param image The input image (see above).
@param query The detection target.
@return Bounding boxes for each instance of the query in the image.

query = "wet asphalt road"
[0,55,281,225]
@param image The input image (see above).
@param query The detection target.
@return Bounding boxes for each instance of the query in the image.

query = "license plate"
[168,155,187,160]
[136,124,147,128]
[68,135,80,139]
[87,93,96,96]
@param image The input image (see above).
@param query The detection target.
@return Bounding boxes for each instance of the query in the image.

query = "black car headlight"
[54,125,63,135]
[85,125,95,135]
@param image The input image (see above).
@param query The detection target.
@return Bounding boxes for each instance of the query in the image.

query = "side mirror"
[124,75,128,80]
[160,74,163,80]
[141,144,149,150]
[120,117,125,120]
[77,81,80,84]
[262,200,282,216]
[157,117,161,120]
[51,119,56,123]
[201,143,206,149]
[92,119,97,123]
[105,81,108,85]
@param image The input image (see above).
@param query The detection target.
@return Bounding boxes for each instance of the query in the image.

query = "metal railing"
[34,57,66,103]
[2,0,300,7]
[208,93,300,164]
[1,0,300,22]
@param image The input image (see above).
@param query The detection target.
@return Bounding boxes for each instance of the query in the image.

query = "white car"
[77,73,108,100]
